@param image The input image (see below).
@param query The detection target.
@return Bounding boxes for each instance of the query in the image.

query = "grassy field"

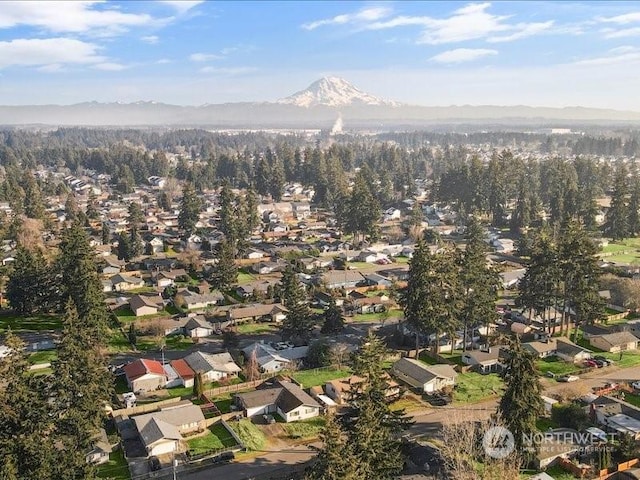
[96,448,130,480]
[236,322,278,335]
[187,423,237,454]
[107,329,132,353]
[349,309,402,323]
[454,372,504,403]
[605,254,640,264]
[291,368,352,388]
[28,350,57,365]
[230,419,266,451]
[114,305,181,324]
[282,417,326,439]
[136,335,193,352]
[602,244,633,254]
[536,356,581,377]
[601,350,640,368]
[0,313,62,332]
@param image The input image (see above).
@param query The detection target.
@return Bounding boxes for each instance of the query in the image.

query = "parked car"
[148,456,161,471]
[584,360,599,368]
[545,371,556,379]
[426,394,452,406]
[593,359,607,368]
[594,356,614,366]
[558,375,580,383]
[211,451,235,464]
[632,381,640,391]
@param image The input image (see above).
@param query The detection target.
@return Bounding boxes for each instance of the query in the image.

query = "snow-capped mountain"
[278,76,397,108]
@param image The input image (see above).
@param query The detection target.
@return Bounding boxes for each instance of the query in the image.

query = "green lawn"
[601,350,640,368]
[291,368,352,388]
[229,419,266,451]
[390,395,427,412]
[536,356,581,377]
[236,270,256,284]
[236,323,278,335]
[536,417,556,431]
[454,372,504,403]
[601,244,632,254]
[28,350,57,365]
[520,465,576,480]
[136,335,193,352]
[107,329,132,353]
[605,254,640,264]
[0,313,62,332]
[96,448,130,480]
[187,423,238,454]
[114,305,180,324]
[282,417,326,439]
[622,393,640,408]
[418,350,463,366]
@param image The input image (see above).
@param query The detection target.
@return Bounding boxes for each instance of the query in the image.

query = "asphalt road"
[180,363,640,480]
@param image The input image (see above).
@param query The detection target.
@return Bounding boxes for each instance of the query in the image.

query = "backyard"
[454,372,504,403]
[291,367,352,388]
[536,356,581,377]
[28,350,58,365]
[236,322,278,335]
[96,448,130,480]
[0,313,62,332]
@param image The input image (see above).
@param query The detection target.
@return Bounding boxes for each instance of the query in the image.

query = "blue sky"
[1,1,640,108]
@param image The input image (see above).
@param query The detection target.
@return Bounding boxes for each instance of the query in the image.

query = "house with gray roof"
[461,346,507,374]
[182,315,214,338]
[183,351,241,382]
[590,331,640,353]
[132,401,206,457]
[234,380,321,422]
[242,342,308,373]
[391,357,457,394]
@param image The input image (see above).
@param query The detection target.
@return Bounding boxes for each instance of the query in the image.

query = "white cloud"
[37,63,64,73]
[601,27,640,39]
[156,58,171,64]
[189,52,223,62]
[302,6,392,30]
[488,21,554,42]
[93,62,127,71]
[199,66,258,75]
[0,1,156,36]
[308,2,555,45]
[158,1,204,14]
[0,37,104,69]
[141,35,159,44]
[599,12,640,25]
[430,48,498,63]
[571,47,640,66]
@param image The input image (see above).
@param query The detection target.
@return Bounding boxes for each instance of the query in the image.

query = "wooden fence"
[110,396,182,417]
[202,378,265,398]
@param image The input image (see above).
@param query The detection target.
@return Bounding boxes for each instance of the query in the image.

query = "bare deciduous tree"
[243,347,260,381]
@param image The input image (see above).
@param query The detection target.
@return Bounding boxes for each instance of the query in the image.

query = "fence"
[110,396,182,417]
[596,457,640,479]
[202,378,265,398]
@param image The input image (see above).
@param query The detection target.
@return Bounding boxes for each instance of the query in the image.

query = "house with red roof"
[123,359,167,393]
[170,359,196,388]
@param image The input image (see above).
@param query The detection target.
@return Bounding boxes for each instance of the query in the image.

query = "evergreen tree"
[101,222,110,245]
[116,232,131,261]
[193,372,205,398]
[210,238,237,290]
[129,227,143,259]
[305,414,358,480]
[321,300,345,334]
[23,172,45,220]
[178,182,202,238]
[605,163,629,240]
[629,173,640,236]
[85,190,99,220]
[279,265,315,343]
[128,322,137,346]
[127,201,144,230]
[342,171,380,244]
[498,337,544,458]
[344,332,411,479]
[0,332,56,479]
[51,301,110,479]
[6,246,56,314]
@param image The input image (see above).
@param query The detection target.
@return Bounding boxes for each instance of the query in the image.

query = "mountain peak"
[278,77,397,108]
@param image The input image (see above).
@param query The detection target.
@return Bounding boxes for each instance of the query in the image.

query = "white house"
[183,351,241,382]
[242,342,308,373]
[391,358,457,393]
[234,380,321,422]
[123,359,167,393]
[183,315,214,338]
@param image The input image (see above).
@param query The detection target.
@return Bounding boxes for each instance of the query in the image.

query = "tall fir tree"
[498,337,544,458]
[279,265,315,343]
[605,163,629,240]
[178,182,202,238]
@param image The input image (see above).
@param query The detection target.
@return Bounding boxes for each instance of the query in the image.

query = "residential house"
[501,269,526,289]
[555,338,592,363]
[147,236,165,254]
[363,273,393,288]
[242,342,308,373]
[324,375,401,404]
[353,295,390,314]
[169,359,196,388]
[461,347,506,374]
[227,303,288,324]
[591,396,640,440]
[250,261,283,275]
[316,270,364,290]
[133,402,206,456]
[523,339,558,359]
[129,294,164,317]
[379,267,410,282]
[391,358,457,394]
[154,268,189,288]
[292,202,311,220]
[234,380,321,422]
[123,359,167,393]
[86,428,112,465]
[589,332,639,353]
[110,273,145,292]
[174,288,224,310]
[383,208,401,222]
[235,280,279,299]
[244,248,266,260]
[183,351,241,382]
[183,315,214,338]
[314,291,344,308]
